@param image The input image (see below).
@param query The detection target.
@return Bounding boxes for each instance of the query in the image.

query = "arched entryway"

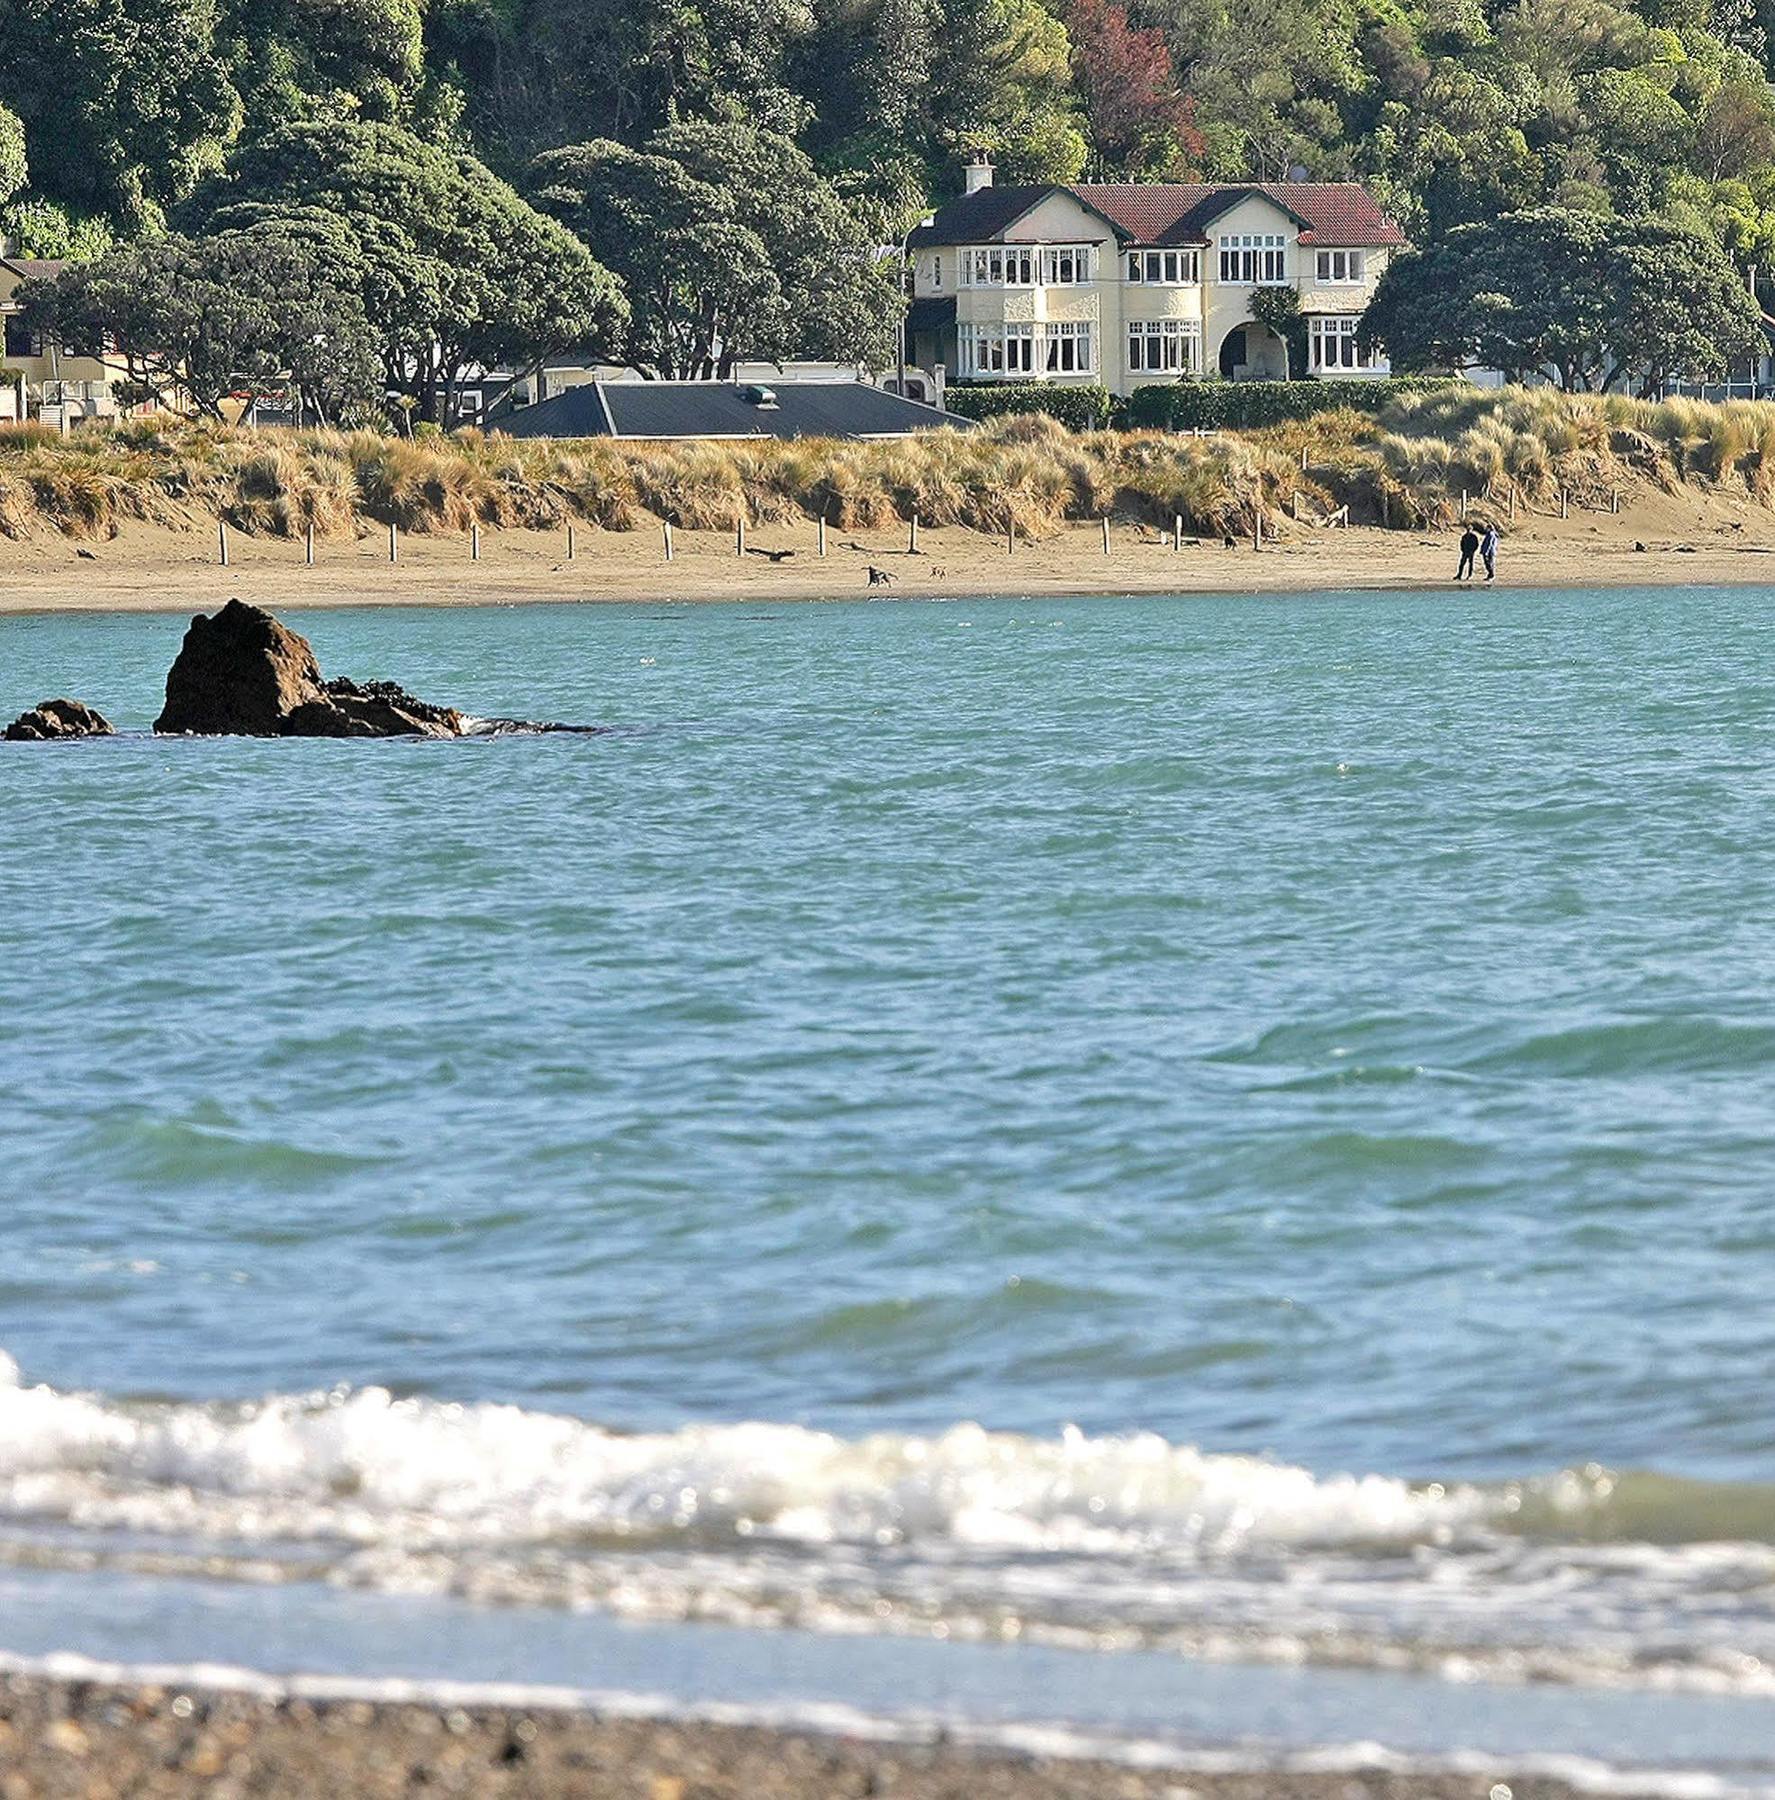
[1217,322,1290,381]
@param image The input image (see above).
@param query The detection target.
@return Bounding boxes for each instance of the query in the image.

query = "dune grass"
[5,387,1775,545]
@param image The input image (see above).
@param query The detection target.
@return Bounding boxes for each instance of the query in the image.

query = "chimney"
[964,153,994,195]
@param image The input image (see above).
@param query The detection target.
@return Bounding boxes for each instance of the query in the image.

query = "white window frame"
[1040,245,1094,286]
[1308,314,1373,372]
[1126,248,1201,286]
[1314,248,1365,285]
[1045,320,1095,376]
[1126,317,1200,374]
[1217,234,1288,286]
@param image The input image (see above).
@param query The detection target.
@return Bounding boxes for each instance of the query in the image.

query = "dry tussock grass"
[11,388,1775,544]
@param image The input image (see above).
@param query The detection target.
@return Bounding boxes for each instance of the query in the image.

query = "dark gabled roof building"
[494,378,968,441]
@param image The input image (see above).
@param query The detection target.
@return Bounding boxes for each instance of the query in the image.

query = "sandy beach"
[0,1668,1600,1799]
[2,478,1773,613]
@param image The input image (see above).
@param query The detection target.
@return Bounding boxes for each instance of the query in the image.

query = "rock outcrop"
[154,600,466,738]
[4,698,115,741]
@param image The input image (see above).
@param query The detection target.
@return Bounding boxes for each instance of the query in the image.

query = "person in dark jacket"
[1456,526,1480,581]
[1480,521,1500,581]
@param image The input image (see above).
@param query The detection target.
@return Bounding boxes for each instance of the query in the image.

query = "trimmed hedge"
[942,382,1117,430]
[1123,376,1459,432]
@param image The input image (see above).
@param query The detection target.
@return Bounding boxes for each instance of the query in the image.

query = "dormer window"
[1218,234,1287,284]
[1126,249,1200,285]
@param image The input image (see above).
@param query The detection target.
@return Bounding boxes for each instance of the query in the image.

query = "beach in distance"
[2,491,1774,613]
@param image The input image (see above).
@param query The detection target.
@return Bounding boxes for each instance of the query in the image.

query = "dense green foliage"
[1122,376,1458,429]
[942,381,1117,427]
[22,228,384,420]
[1363,206,1765,386]
[531,122,896,377]
[6,0,1775,243]
[5,0,1775,392]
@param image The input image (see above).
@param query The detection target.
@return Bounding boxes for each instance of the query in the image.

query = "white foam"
[0,1375,1491,1556]
[7,1363,1775,1702]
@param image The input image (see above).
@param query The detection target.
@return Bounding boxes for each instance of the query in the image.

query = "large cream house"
[0,252,127,425]
[905,160,1405,399]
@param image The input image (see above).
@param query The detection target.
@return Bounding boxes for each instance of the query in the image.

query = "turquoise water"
[7,587,1775,1771]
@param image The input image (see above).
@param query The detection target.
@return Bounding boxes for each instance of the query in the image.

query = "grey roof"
[907,186,1131,250]
[496,380,968,441]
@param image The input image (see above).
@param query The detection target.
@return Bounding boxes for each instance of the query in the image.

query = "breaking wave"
[5,1355,1775,1695]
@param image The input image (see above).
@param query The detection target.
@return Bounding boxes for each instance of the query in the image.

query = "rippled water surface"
[6,587,1775,1748]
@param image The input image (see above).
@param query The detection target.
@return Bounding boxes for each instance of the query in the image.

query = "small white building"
[904,159,1406,400]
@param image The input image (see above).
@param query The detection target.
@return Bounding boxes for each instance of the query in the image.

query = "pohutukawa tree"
[180,120,626,423]
[20,226,384,422]
[531,120,898,378]
[1360,207,1765,392]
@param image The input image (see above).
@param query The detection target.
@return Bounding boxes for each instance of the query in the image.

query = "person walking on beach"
[1456,524,1480,581]
[1480,521,1500,582]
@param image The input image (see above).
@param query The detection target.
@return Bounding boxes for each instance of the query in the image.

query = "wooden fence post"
[909,512,919,554]
[817,514,827,557]
[1381,491,1391,529]
[1173,514,1182,552]
[1253,510,1263,551]
[1101,516,1110,556]
[389,522,398,565]
[1007,520,1015,556]
[736,516,745,558]
[566,522,576,561]
[471,522,480,562]
[304,521,314,567]
[218,520,229,567]
[1461,490,1469,520]
[663,520,674,562]
[1560,489,1569,520]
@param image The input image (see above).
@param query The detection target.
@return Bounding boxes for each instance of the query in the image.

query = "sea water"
[6,586,1775,1784]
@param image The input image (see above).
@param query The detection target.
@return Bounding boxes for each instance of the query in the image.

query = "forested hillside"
[5,0,1775,399]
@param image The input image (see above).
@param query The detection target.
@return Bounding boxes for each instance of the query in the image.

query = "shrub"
[942,382,1116,431]
[1124,376,1458,432]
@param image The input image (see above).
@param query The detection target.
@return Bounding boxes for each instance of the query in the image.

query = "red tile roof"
[908,182,1405,250]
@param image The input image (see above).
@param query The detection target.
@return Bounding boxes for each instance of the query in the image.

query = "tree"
[21,226,383,420]
[532,120,897,376]
[184,120,624,421]
[1250,283,1306,377]
[0,105,24,208]
[1063,0,1203,178]
[0,0,241,228]
[1361,206,1763,390]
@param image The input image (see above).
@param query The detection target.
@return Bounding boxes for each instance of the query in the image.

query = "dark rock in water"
[154,599,332,736]
[154,600,468,738]
[3,698,115,741]
[287,678,465,740]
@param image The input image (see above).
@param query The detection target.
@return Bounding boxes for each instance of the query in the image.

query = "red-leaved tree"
[1064,0,1205,178]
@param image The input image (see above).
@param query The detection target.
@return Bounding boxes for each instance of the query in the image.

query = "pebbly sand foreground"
[0,1669,1601,1800]
[1,479,1774,613]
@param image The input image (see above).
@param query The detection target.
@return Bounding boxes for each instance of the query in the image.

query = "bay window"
[1217,234,1288,285]
[958,320,1096,378]
[1127,317,1199,374]
[1039,245,1093,284]
[1045,320,1094,375]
